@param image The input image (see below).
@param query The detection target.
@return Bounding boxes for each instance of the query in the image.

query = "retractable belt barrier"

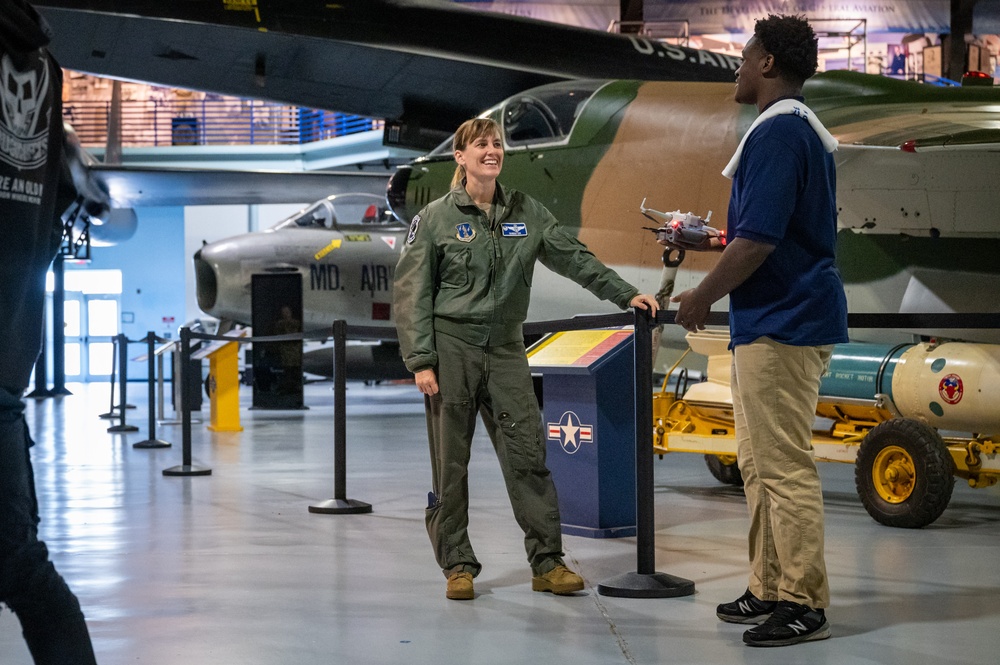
[133,331,173,450]
[106,334,139,434]
[98,334,120,421]
[157,311,1000,598]
[161,325,337,479]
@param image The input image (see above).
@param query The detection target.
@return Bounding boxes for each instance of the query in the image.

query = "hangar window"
[503,80,606,146]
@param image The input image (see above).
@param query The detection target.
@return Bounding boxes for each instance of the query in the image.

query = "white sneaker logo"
[788,620,808,635]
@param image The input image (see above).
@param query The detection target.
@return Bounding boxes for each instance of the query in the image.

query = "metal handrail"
[63,98,381,148]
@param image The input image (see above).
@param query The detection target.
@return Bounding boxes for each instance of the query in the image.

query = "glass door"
[61,293,119,381]
[45,269,124,383]
[85,296,118,381]
[62,294,83,380]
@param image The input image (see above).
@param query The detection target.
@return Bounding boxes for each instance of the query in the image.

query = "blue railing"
[63,98,381,148]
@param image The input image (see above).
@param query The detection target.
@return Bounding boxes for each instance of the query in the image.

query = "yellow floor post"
[207,341,243,432]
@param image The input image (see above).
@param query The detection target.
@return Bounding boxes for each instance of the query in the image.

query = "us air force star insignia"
[546,411,593,454]
[406,214,420,244]
[455,222,476,242]
[501,222,527,237]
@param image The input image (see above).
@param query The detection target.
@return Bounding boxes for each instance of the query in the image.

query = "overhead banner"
[644,0,952,34]
[459,1,1000,35]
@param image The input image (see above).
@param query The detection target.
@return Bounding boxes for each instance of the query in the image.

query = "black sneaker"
[716,589,777,624]
[743,600,831,647]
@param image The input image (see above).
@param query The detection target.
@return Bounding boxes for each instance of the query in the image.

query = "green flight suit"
[393,182,638,578]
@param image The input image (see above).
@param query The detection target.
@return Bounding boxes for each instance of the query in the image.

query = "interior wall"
[66,206,186,380]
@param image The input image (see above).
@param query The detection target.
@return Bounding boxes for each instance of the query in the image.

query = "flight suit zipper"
[485,206,505,345]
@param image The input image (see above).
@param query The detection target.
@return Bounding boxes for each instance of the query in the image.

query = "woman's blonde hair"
[451,118,502,189]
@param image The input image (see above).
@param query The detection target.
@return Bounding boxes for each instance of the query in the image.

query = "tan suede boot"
[531,565,584,595]
[446,571,474,600]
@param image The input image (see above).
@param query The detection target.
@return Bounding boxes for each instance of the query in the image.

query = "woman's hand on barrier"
[630,294,659,315]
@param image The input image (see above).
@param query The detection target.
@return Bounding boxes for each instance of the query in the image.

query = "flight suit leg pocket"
[496,400,544,474]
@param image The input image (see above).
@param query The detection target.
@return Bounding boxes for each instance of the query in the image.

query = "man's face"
[734,36,769,106]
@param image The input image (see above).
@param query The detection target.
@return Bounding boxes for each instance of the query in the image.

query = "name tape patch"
[501,222,527,237]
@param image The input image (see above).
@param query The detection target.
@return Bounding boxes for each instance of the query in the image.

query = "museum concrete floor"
[3,380,999,665]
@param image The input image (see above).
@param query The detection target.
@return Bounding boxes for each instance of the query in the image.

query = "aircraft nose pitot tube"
[821,342,1000,436]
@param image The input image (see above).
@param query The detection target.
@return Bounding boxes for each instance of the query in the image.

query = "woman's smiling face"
[455,131,504,182]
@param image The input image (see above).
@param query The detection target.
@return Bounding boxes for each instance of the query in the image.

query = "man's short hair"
[754,14,819,84]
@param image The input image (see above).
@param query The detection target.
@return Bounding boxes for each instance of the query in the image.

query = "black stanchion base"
[249,406,310,411]
[50,387,72,396]
[308,498,372,515]
[133,439,172,449]
[157,418,203,426]
[99,411,119,420]
[26,389,55,399]
[162,465,212,477]
[108,424,140,433]
[597,571,696,599]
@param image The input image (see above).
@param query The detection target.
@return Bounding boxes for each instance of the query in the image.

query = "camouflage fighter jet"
[195,74,1000,350]
[34,0,1000,349]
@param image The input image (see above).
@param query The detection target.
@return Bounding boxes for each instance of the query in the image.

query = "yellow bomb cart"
[655,330,1000,528]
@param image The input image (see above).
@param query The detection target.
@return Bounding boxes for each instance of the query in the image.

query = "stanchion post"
[27,308,54,399]
[99,335,119,419]
[156,351,166,422]
[163,326,211,476]
[309,319,372,514]
[50,253,71,396]
[134,331,171,449]
[596,308,695,598]
[108,333,139,433]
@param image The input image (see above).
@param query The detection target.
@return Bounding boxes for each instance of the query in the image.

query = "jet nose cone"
[193,249,218,312]
[386,166,413,221]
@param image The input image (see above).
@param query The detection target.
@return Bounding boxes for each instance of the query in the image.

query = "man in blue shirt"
[668,14,847,647]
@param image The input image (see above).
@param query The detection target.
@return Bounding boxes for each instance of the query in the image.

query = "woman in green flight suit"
[393,118,658,600]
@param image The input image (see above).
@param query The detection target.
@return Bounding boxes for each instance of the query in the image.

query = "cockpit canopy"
[427,80,609,155]
[270,193,403,231]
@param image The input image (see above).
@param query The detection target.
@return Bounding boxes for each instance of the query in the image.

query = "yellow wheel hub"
[872,445,915,504]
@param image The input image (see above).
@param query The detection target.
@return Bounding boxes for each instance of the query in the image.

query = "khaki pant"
[731,337,833,608]
[424,332,564,578]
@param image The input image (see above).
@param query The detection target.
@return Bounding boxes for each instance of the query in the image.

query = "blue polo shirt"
[727,102,848,348]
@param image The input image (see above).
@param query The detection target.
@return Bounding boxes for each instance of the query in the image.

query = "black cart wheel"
[854,418,954,528]
[705,454,744,487]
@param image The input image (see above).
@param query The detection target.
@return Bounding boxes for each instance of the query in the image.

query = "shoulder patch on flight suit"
[406,214,420,244]
[455,222,476,242]
[501,222,527,237]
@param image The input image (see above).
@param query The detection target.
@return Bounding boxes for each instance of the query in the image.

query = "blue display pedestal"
[528,329,636,538]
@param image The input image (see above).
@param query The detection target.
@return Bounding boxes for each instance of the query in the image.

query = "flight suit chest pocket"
[439,248,470,288]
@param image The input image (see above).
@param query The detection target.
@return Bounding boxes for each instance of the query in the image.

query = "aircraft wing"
[35,0,738,141]
[92,165,389,208]
[805,72,1000,239]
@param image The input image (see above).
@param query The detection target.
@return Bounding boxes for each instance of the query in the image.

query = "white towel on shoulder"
[722,99,838,179]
